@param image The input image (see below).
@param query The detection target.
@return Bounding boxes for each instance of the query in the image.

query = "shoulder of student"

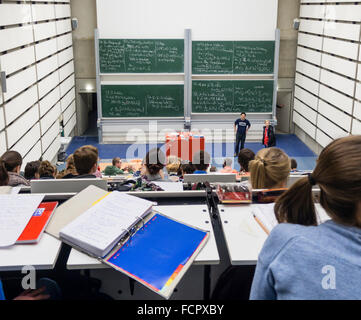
[258,223,315,266]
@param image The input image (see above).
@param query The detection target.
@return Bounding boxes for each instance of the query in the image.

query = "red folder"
[17,202,58,244]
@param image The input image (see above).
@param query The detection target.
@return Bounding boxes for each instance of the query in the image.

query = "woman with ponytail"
[0,159,9,186]
[249,147,290,189]
[0,151,29,187]
[141,148,167,181]
[250,135,361,299]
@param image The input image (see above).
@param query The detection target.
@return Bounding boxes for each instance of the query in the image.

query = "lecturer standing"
[234,112,251,157]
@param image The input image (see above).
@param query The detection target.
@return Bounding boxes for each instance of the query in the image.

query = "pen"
[253,214,270,235]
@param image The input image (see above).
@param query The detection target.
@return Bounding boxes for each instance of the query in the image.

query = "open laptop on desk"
[183,173,237,183]
[31,178,108,194]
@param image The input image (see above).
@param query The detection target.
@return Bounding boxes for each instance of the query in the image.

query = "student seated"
[39,161,56,179]
[192,150,211,174]
[220,158,238,174]
[141,148,167,181]
[0,151,30,187]
[237,148,255,176]
[177,161,195,180]
[73,146,99,179]
[166,156,181,181]
[251,135,361,300]
[83,145,102,178]
[103,157,124,176]
[24,160,41,180]
[248,147,290,189]
[57,154,78,179]
[209,166,217,172]
[290,158,298,172]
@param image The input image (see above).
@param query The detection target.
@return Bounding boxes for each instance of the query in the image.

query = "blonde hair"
[249,147,290,189]
[166,156,181,173]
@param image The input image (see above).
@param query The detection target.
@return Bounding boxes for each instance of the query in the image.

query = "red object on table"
[165,132,205,161]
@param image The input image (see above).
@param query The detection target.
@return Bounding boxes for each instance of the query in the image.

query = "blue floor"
[65,134,317,171]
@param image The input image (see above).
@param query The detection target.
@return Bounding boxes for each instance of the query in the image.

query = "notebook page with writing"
[60,191,153,257]
[0,195,44,247]
[251,203,278,233]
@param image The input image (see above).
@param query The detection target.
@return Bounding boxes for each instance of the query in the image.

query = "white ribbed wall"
[0,0,76,167]
[294,0,361,149]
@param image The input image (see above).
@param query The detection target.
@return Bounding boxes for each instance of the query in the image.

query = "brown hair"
[112,157,121,166]
[73,146,98,175]
[178,161,195,175]
[249,147,290,189]
[0,159,9,186]
[0,151,22,172]
[56,154,78,179]
[24,160,41,180]
[144,148,165,176]
[39,161,56,177]
[275,135,361,227]
[290,158,297,170]
[166,156,180,173]
[237,148,255,172]
[192,150,211,171]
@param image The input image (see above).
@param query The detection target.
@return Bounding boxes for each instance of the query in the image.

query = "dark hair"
[0,151,22,172]
[73,146,98,175]
[290,158,298,170]
[112,157,121,166]
[237,148,255,172]
[210,166,217,172]
[223,158,232,168]
[192,150,211,171]
[0,160,9,186]
[24,161,41,180]
[275,135,361,227]
[39,161,56,178]
[144,148,165,176]
[178,161,195,175]
[241,112,246,116]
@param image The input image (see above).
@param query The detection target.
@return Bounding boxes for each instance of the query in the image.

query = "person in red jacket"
[262,120,276,148]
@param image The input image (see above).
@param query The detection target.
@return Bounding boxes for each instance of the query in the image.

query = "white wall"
[97,0,277,40]
[294,1,361,149]
[0,1,76,167]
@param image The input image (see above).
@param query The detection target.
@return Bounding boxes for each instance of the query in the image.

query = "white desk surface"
[0,234,62,271]
[66,205,219,270]
[218,203,329,265]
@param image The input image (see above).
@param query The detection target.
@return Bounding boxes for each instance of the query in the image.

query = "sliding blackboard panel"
[192,80,273,113]
[101,85,184,117]
[99,39,184,73]
[192,41,275,74]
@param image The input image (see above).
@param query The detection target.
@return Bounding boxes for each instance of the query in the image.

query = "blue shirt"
[250,220,361,300]
[193,170,207,174]
[0,279,5,300]
[235,118,251,135]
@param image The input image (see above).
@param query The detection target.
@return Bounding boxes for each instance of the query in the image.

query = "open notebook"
[60,192,153,258]
[252,203,331,234]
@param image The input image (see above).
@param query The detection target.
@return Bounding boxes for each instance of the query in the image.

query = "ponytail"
[274,176,317,226]
[249,158,266,189]
[0,160,9,186]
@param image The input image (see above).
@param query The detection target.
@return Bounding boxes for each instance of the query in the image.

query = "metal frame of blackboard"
[95,29,103,142]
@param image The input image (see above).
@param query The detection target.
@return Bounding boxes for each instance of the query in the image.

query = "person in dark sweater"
[24,160,41,181]
[73,146,99,179]
[0,151,30,187]
[262,120,276,148]
[234,112,251,156]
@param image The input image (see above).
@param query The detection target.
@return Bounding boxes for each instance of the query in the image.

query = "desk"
[0,234,62,271]
[66,204,219,269]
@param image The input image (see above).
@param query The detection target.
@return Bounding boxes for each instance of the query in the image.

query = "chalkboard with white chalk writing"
[192,41,275,74]
[192,80,273,113]
[101,85,184,117]
[99,39,184,73]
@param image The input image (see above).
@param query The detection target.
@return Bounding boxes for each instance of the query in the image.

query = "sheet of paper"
[10,187,21,194]
[0,194,44,247]
[154,181,183,192]
[315,203,331,224]
[251,203,278,233]
[60,191,154,257]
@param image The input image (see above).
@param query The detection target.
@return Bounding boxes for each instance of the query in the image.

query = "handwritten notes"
[0,195,44,247]
[192,41,275,74]
[192,80,273,113]
[99,39,184,73]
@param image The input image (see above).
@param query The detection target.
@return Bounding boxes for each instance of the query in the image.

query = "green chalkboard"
[192,41,275,74]
[99,39,184,73]
[192,80,274,113]
[101,85,184,118]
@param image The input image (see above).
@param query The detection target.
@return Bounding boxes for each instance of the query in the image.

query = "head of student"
[240,112,246,120]
[143,148,166,177]
[73,146,99,175]
[0,151,23,174]
[166,156,181,174]
[264,120,270,128]
[112,157,122,169]
[237,148,255,172]
[192,150,211,172]
[275,135,361,227]
[249,147,290,189]
[223,158,233,168]
[24,160,41,180]
[290,158,297,170]
[179,161,195,176]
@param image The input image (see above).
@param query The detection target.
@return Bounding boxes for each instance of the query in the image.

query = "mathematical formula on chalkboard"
[99,39,184,73]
